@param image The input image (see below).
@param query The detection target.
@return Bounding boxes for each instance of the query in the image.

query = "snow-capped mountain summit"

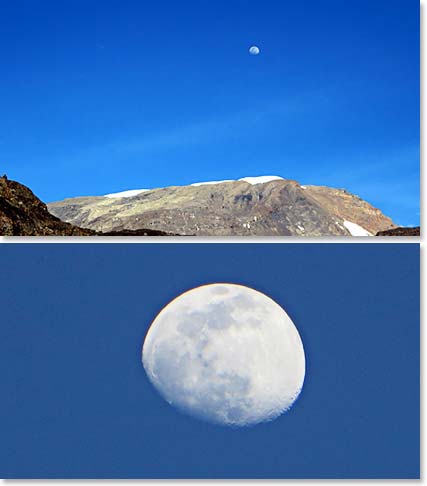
[238,176,284,185]
[104,188,149,198]
[105,176,285,196]
[48,176,395,236]
[191,176,284,187]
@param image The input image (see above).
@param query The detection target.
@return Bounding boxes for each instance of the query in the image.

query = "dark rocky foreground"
[376,226,420,236]
[0,175,94,235]
[0,176,176,236]
[101,229,180,236]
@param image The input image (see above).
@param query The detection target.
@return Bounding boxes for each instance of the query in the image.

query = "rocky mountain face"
[48,176,396,236]
[0,175,95,236]
[0,176,177,236]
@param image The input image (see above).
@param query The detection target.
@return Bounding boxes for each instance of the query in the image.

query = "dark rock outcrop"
[101,229,180,236]
[0,176,177,236]
[0,176,95,235]
[376,226,420,236]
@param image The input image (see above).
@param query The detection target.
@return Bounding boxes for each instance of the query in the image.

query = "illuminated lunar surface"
[142,283,305,427]
[249,45,260,55]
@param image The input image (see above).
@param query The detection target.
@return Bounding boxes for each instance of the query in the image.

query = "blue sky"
[0,244,420,478]
[0,0,419,225]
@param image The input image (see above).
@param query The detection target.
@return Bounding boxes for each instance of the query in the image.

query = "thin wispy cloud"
[50,96,307,171]
[306,144,420,223]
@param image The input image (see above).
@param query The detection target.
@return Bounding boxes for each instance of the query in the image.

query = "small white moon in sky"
[249,45,260,55]
[142,283,305,427]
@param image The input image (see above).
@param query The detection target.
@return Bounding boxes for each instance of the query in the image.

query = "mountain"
[0,176,176,236]
[0,175,94,235]
[48,176,396,236]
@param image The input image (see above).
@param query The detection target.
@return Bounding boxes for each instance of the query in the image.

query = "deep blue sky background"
[0,0,420,226]
[0,243,419,478]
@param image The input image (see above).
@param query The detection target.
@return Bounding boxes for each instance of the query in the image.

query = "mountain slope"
[0,175,95,235]
[48,176,396,236]
[0,176,180,236]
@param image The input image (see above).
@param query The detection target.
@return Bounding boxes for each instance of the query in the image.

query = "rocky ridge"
[0,175,94,236]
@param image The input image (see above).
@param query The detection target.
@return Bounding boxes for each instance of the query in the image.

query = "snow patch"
[104,189,149,198]
[105,176,285,196]
[238,176,284,185]
[191,176,284,187]
[191,179,233,187]
[343,220,372,236]
[301,185,307,189]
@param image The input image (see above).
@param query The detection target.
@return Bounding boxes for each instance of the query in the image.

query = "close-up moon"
[249,45,260,55]
[142,283,305,427]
